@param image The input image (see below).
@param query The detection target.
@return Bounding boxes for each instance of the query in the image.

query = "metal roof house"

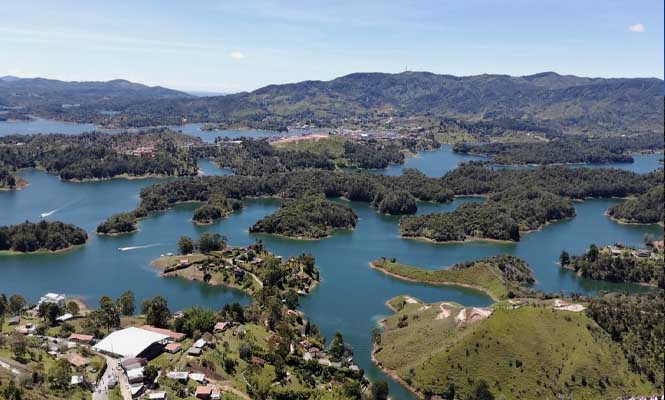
[93,327,169,359]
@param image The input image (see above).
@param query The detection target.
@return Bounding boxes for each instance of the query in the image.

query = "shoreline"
[399,234,515,245]
[371,342,424,399]
[368,262,500,301]
[0,243,85,256]
[604,210,665,227]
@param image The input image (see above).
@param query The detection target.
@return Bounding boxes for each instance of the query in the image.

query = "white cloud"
[628,23,645,33]
[229,51,246,60]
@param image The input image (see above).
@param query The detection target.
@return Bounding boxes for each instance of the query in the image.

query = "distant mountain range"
[1,72,662,135]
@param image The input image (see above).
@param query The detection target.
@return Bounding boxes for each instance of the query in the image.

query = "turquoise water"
[1,167,662,399]
[0,120,663,399]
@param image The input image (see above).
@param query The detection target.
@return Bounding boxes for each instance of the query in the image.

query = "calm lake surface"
[0,122,663,399]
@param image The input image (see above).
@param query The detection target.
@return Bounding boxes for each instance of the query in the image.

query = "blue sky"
[1,0,663,92]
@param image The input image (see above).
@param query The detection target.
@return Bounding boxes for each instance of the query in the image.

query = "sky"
[1,0,663,93]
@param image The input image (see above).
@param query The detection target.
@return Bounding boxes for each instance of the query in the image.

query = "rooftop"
[93,327,168,358]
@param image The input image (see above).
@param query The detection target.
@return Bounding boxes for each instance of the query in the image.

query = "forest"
[399,189,575,242]
[0,165,21,189]
[561,244,664,287]
[249,196,358,239]
[607,186,664,224]
[441,163,662,199]
[0,129,199,181]
[453,133,663,165]
[586,292,664,389]
[0,220,88,253]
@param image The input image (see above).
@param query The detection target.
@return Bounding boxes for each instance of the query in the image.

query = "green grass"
[272,135,347,157]
[372,259,511,300]
[375,296,654,399]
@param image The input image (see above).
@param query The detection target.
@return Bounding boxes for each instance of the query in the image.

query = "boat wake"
[39,209,59,218]
[117,243,165,251]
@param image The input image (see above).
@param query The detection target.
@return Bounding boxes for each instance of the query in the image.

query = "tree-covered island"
[0,220,88,254]
[250,196,358,239]
[607,186,664,225]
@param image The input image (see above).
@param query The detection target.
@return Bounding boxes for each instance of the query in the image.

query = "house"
[165,343,182,354]
[193,339,206,349]
[635,249,651,258]
[141,325,186,342]
[187,347,202,357]
[70,375,84,386]
[318,358,331,366]
[126,367,144,384]
[166,371,189,382]
[68,333,94,344]
[308,347,321,357]
[56,313,74,322]
[93,327,169,359]
[16,323,36,335]
[64,353,90,368]
[7,316,20,325]
[303,352,313,361]
[214,322,229,332]
[195,385,213,399]
[121,357,147,371]
[38,293,65,307]
[148,392,167,400]
[189,373,206,383]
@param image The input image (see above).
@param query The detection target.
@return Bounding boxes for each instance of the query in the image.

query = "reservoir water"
[0,121,663,399]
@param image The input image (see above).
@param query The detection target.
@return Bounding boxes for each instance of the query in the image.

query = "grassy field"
[371,258,526,300]
[272,135,347,159]
[375,296,654,399]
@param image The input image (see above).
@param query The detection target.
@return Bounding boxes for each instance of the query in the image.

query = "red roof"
[214,322,228,331]
[68,333,94,342]
[141,325,186,341]
[195,385,213,395]
[165,343,182,352]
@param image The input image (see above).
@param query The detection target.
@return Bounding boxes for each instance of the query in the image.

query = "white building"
[93,327,169,359]
[38,293,65,306]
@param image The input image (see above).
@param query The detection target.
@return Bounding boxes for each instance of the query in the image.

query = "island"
[373,294,658,399]
[0,165,27,191]
[560,244,664,288]
[399,188,575,242]
[192,194,243,225]
[152,239,319,296]
[95,211,139,235]
[249,196,358,239]
[452,133,662,165]
[607,186,664,224]
[0,220,88,254]
[370,255,534,300]
[0,129,200,185]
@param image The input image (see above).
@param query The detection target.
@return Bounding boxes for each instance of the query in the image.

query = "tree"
[65,301,80,316]
[8,295,26,315]
[588,244,599,262]
[371,327,382,345]
[116,290,135,316]
[370,380,389,400]
[197,232,225,254]
[99,296,120,332]
[142,296,170,328]
[38,302,62,327]
[177,236,194,255]
[468,380,494,400]
[328,331,345,360]
[143,365,159,385]
[559,250,570,266]
[47,358,72,390]
[9,333,27,359]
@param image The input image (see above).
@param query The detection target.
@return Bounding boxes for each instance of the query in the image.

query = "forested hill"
[3,72,662,134]
[124,71,663,133]
[0,76,191,121]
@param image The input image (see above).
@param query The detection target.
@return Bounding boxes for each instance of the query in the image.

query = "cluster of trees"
[249,196,358,239]
[0,165,20,189]
[0,130,199,182]
[399,189,575,242]
[561,245,664,287]
[453,133,663,165]
[96,211,138,235]
[120,168,453,222]
[450,255,535,286]
[441,163,662,199]
[177,232,227,254]
[342,140,404,169]
[586,293,664,389]
[608,186,664,224]
[0,220,88,252]
[192,193,243,224]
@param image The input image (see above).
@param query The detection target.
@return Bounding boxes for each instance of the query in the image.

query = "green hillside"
[374,297,655,399]
[370,255,534,300]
